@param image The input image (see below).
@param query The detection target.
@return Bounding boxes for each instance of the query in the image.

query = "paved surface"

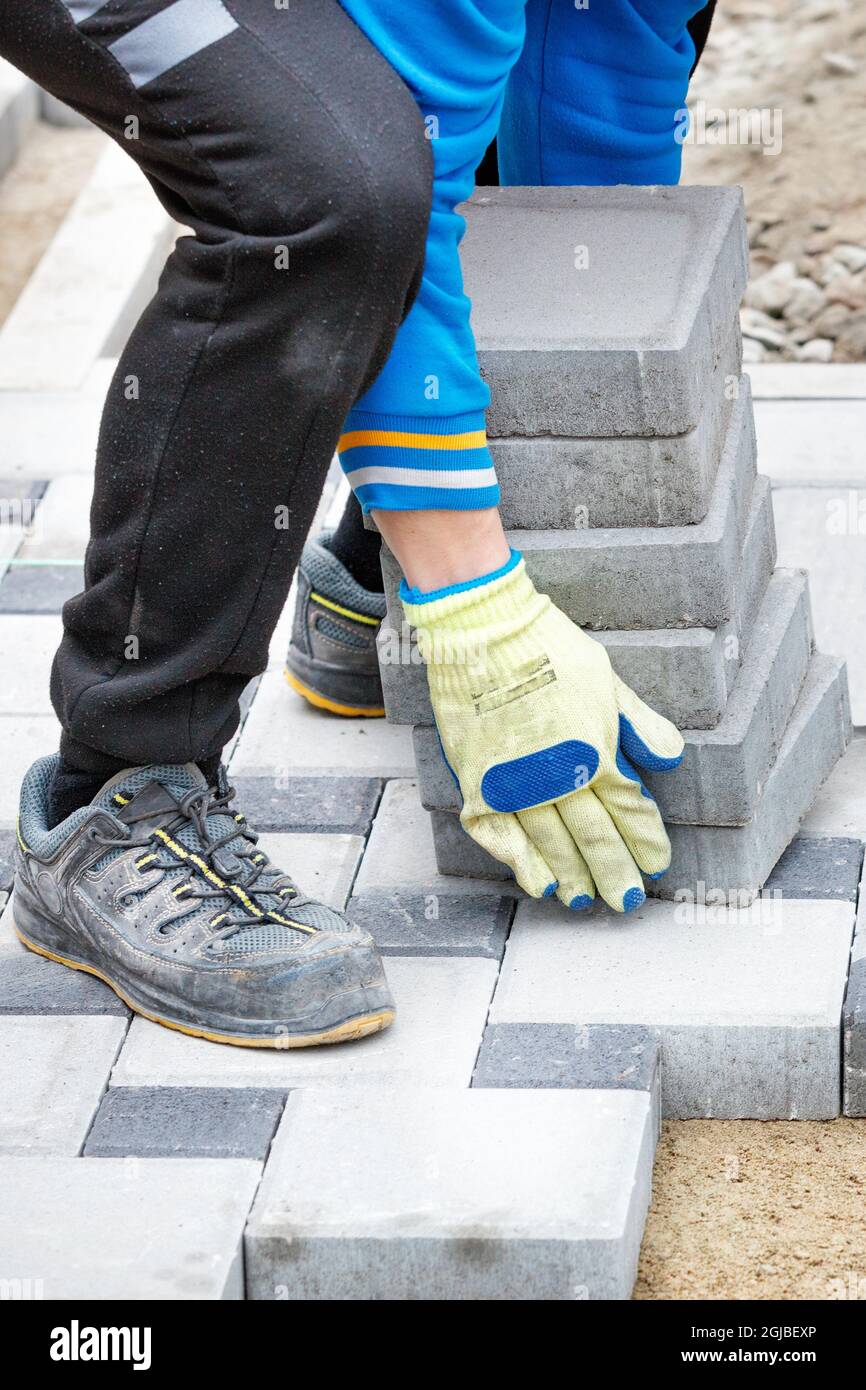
[1,108,865,1300]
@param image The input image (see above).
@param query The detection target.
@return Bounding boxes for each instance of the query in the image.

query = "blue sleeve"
[336,1,527,512]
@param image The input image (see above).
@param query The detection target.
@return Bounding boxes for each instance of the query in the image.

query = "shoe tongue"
[93,763,214,843]
[117,780,182,822]
[94,762,207,813]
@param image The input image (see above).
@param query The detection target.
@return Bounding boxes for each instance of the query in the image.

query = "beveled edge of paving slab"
[461,185,747,437]
[244,1086,656,1300]
[513,470,768,637]
[645,568,814,822]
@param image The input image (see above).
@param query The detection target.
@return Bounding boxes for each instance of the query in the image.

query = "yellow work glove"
[402,550,685,913]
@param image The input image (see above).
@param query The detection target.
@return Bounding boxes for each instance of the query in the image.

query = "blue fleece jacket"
[337,0,704,513]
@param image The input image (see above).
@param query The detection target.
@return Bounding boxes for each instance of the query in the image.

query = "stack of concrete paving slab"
[378,187,852,900]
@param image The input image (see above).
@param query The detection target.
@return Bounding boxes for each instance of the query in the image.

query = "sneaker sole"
[284,666,385,718]
[13,917,395,1049]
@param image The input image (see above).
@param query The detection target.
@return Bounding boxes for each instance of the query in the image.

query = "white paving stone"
[772,487,866,723]
[231,668,415,778]
[353,777,514,898]
[0,714,62,823]
[0,59,37,181]
[0,1156,260,1299]
[0,518,25,581]
[490,896,855,1119]
[0,896,25,957]
[111,956,497,1089]
[322,470,351,531]
[265,576,297,670]
[0,387,102,478]
[803,736,866,838]
[0,615,61,715]
[0,142,175,391]
[748,363,866,400]
[15,474,93,562]
[246,1087,655,1301]
[0,1015,127,1155]
[756,401,866,485]
[255,832,363,910]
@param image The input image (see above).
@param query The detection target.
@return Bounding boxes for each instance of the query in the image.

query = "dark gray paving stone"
[0,830,14,892]
[230,774,382,835]
[0,563,84,612]
[84,1086,288,1159]
[473,1023,659,1093]
[843,958,866,1117]
[764,833,863,901]
[0,953,130,1015]
[347,891,514,959]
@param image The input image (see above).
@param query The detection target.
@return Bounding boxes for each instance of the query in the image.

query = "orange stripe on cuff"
[338,428,487,452]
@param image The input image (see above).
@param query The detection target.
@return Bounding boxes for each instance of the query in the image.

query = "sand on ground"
[635,1119,866,1300]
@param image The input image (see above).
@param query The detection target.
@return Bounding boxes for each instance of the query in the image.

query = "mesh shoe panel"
[303,532,386,621]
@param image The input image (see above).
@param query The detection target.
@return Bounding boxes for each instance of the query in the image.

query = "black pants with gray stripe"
[0,0,431,773]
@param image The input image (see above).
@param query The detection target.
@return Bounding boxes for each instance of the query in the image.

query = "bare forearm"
[372,507,510,593]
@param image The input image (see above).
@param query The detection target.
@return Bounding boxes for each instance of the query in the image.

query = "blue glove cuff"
[399,548,522,606]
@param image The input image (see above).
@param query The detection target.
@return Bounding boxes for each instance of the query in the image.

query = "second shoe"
[286,531,386,717]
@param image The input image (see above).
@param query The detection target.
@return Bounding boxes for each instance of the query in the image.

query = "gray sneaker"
[286,531,386,717]
[13,757,394,1047]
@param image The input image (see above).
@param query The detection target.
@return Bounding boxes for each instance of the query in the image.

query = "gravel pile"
[742,239,866,363]
[682,0,866,362]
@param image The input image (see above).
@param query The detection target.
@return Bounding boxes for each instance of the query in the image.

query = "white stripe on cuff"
[345,465,498,491]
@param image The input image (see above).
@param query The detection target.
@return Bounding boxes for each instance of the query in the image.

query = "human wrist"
[400,550,544,634]
[373,506,510,594]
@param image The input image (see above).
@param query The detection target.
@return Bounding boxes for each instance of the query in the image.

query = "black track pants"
[0,0,432,773]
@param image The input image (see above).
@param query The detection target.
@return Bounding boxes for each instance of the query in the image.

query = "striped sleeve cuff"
[338,411,500,513]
